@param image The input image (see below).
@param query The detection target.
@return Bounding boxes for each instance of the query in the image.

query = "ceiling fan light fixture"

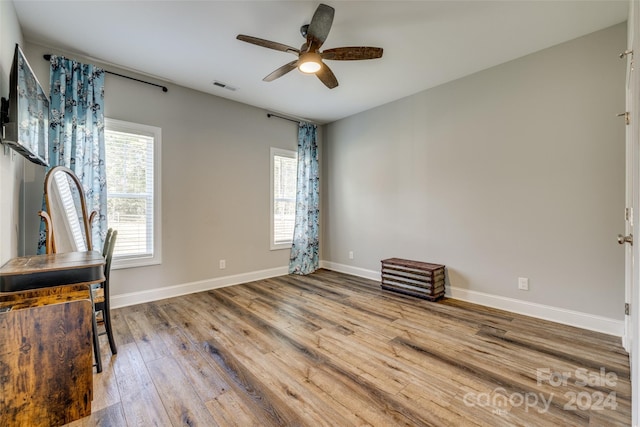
[298,52,322,74]
[237,4,381,89]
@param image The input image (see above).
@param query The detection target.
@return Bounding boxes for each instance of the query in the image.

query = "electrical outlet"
[348,251,354,260]
[518,277,529,291]
[219,259,226,269]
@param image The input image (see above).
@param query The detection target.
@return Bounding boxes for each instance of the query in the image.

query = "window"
[104,118,161,268]
[270,148,297,250]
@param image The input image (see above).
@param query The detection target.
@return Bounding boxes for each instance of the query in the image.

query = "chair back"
[91,228,119,367]
[103,228,114,257]
[104,229,117,284]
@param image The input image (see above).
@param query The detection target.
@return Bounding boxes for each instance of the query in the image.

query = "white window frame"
[270,147,297,250]
[105,118,162,269]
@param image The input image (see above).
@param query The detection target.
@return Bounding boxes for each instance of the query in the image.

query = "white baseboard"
[446,286,624,337]
[110,266,289,309]
[320,261,624,337]
[110,260,623,337]
[320,260,380,281]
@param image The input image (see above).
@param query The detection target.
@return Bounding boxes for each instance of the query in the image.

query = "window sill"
[112,256,161,270]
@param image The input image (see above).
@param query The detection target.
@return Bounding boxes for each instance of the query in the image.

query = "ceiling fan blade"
[321,47,384,61]
[263,60,298,82]
[306,4,334,52]
[237,35,300,55]
[316,62,338,89]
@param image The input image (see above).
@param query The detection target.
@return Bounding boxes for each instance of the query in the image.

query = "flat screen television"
[0,44,49,167]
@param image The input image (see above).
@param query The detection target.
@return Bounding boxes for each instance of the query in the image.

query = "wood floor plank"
[162,296,239,350]
[152,318,231,402]
[146,355,220,426]
[391,332,592,422]
[122,304,171,362]
[208,287,472,426]
[269,343,389,426]
[64,403,127,427]
[90,336,121,413]
[198,337,306,426]
[398,381,515,427]
[158,298,302,426]
[109,307,134,346]
[312,326,409,395]
[110,342,173,426]
[228,339,364,427]
[205,390,268,427]
[392,311,601,377]
[63,269,630,426]
[239,284,353,334]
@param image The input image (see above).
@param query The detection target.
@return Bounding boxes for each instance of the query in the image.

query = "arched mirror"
[41,166,95,254]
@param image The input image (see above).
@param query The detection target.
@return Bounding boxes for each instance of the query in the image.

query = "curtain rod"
[267,113,300,124]
[267,113,318,126]
[43,54,168,93]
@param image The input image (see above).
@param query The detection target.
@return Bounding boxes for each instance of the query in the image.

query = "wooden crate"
[380,258,445,301]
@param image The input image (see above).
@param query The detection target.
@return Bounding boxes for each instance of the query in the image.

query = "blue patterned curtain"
[289,122,319,275]
[38,56,106,254]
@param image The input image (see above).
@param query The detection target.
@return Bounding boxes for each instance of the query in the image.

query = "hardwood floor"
[66,269,631,426]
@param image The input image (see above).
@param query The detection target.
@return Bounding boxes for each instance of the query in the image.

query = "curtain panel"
[38,56,107,253]
[289,122,319,275]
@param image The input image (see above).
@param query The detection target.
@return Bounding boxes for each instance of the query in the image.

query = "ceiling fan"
[236,3,383,89]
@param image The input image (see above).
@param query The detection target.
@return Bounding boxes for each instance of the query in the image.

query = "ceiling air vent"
[212,81,237,91]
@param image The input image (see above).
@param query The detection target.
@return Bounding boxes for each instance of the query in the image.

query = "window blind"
[104,128,155,259]
[273,153,297,245]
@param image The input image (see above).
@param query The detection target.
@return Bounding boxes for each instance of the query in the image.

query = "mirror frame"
[41,166,96,254]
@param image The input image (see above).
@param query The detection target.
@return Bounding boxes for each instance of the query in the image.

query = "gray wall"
[20,42,307,297]
[1,12,625,322]
[323,23,626,320]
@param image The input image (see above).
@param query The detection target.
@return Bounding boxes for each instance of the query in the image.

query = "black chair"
[91,228,118,372]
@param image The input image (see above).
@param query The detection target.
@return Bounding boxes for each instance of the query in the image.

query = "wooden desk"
[0,251,105,292]
[0,252,105,426]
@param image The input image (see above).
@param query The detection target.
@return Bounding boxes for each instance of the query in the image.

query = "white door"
[624,1,635,355]
[625,2,639,425]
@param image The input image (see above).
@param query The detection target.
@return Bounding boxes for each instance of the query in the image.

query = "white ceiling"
[12,1,628,124]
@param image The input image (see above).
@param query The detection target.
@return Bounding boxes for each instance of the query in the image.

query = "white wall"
[324,23,626,322]
[0,0,25,265]
[20,42,308,298]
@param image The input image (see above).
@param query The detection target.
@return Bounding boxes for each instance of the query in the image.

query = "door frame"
[626,2,639,425]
